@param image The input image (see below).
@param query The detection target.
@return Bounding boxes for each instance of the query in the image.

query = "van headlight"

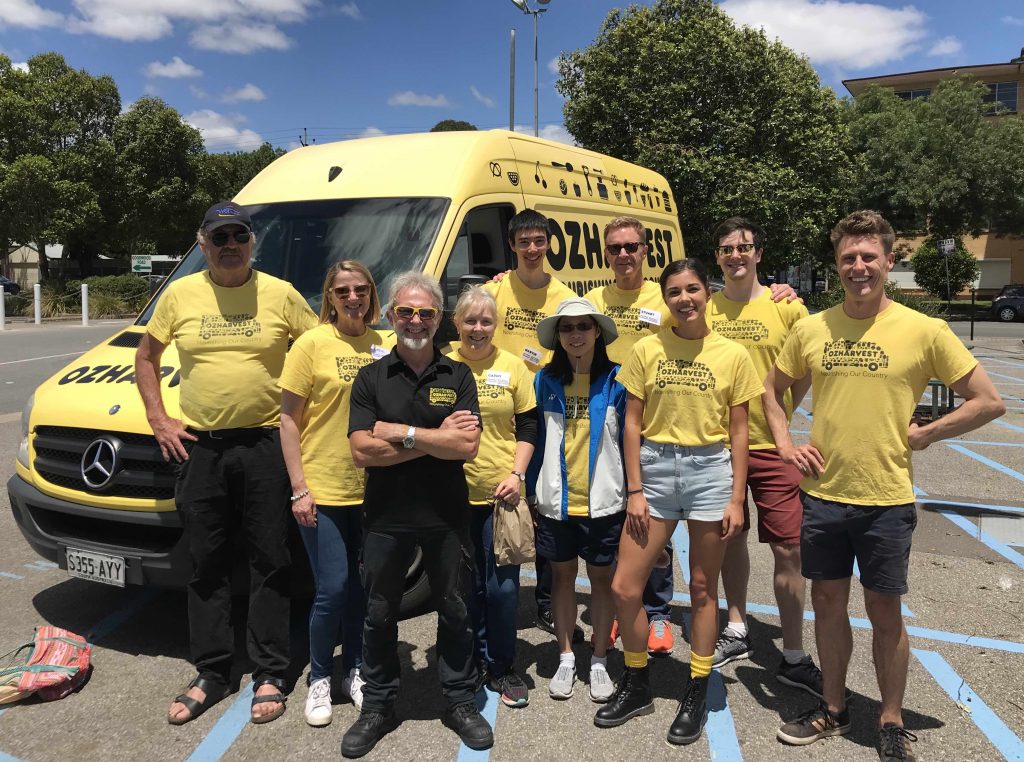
[16,392,34,468]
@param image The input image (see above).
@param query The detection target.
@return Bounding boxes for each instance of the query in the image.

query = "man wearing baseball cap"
[136,200,317,726]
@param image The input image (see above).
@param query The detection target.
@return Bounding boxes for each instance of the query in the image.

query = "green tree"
[202,143,286,204]
[556,0,852,271]
[911,238,979,301]
[430,119,477,132]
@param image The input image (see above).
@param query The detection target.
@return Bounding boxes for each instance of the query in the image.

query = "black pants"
[176,428,291,685]
[360,526,477,711]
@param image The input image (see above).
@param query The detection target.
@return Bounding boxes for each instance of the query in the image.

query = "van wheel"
[399,545,433,619]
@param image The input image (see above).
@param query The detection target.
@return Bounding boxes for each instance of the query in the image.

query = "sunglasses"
[558,320,596,333]
[604,241,644,255]
[393,305,439,321]
[715,243,756,256]
[209,230,251,246]
[333,284,370,299]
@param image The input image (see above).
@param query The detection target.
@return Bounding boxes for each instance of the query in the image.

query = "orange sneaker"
[648,619,674,655]
[591,619,619,652]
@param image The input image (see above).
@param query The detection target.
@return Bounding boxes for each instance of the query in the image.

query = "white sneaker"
[341,667,365,711]
[549,663,576,699]
[589,665,614,703]
[304,677,332,727]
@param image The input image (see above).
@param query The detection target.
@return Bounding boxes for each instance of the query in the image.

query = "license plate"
[66,547,125,587]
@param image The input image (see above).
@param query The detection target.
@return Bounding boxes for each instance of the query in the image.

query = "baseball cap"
[536,297,618,350]
[202,201,252,232]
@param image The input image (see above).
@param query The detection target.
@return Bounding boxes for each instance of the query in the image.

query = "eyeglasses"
[715,243,756,256]
[333,284,370,299]
[604,241,644,255]
[557,321,596,333]
[393,305,439,321]
[209,230,251,246]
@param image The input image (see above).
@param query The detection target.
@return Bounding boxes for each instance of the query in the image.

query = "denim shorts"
[639,439,733,522]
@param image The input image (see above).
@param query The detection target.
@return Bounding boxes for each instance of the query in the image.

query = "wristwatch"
[402,426,417,449]
[511,470,525,483]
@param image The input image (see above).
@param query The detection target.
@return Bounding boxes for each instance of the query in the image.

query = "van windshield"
[138,197,449,325]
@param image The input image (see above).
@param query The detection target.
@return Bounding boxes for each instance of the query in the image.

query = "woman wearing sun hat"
[526,297,627,705]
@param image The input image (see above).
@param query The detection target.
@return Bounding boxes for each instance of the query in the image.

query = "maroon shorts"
[742,449,803,545]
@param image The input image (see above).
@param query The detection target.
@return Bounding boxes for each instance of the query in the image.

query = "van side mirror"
[458,273,488,292]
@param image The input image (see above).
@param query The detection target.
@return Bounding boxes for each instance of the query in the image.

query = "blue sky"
[2,0,1023,152]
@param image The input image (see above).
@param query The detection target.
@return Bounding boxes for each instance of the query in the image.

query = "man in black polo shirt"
[341,272,491,758]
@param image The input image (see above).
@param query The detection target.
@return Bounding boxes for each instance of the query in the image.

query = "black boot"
[667,674,709,745]
[342,708,399,758]
[593,666,655,728]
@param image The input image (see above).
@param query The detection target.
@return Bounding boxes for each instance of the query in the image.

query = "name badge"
[370,344,389,360]
[522,347,542,365]
[638,308,661,326]
[486,371,511,388]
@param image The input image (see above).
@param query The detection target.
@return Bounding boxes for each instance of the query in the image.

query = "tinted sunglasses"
[604,241,644,255]
[209,230,251,246]
[558,320,596,333]
[393,305,439,321]
[715,243,756,256]
[333,284,371,298]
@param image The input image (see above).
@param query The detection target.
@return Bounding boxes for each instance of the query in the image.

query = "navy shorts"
[535,513,624,566]
[800,492,917,595]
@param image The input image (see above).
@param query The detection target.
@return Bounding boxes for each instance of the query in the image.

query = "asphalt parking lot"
[0,321,1022,761]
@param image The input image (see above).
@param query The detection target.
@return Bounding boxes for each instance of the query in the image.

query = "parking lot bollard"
[81,283,89,327]
[33,283,41,325]
[1,289,5,330]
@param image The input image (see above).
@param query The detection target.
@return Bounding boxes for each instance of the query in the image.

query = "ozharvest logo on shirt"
[503,307,545,334]
[565,395,590,420]
[336,356,372,382]
[655,359,717,392]
[714,318,769,344]
[429,387,457,406]
[605,305,655,333]
[199,313,261,340]
[475,378,510,400]
[821,339,890,374]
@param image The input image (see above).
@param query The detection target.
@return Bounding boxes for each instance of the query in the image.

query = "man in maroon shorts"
[706,217,821,696]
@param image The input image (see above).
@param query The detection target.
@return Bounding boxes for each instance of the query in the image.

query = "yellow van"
[8,129,685,606]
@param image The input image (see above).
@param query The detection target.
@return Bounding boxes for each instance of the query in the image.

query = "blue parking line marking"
[852,559,915,617]
[795,406,813,420]
[86,589,162,644]
[936,509,1024,570]
[985,369,1024,383]
[0,751,23,762]
[981,356,1024,369]
[0,571,24,580]
[671,521,691,585]
[953,439,1024,448]
[912,649,1024,760]
[22,561,57,571]
[920,498,1024,515]
[705,670,743,761]
[993,418,1024,434]
[457,685,496,762]
[946,443,1024,483]
[186,683,254,762]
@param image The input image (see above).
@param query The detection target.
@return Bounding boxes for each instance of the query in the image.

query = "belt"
[188,426,277,441]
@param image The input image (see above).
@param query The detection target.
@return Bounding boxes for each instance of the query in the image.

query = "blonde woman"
[280,260,390,727]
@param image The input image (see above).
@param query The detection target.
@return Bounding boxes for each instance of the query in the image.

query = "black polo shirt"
[349,347,480,531]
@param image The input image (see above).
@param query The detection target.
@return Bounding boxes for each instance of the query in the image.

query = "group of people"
[136,202,1005,762]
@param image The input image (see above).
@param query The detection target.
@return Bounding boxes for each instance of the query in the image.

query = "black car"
[0,275,21,295]
[992,284,1024,322]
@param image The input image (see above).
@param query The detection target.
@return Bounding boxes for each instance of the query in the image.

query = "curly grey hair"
[387,271,444,312]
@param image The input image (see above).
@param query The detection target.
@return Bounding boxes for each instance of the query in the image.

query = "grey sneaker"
[549,663,576,699]
[877,723,918,761]
[589,665,614,703]
[777,702,851,746]
[711,629,751,668]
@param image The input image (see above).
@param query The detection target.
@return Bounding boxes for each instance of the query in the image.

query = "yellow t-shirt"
[445,347,536,505]
[564,373,592,517]
[775,302,977,505]
[708,290,808,449]
[279,323,394,505]
[617,329,763,446]
[146,270,317,430]
[484,272,576,370]
[584,280,674,365]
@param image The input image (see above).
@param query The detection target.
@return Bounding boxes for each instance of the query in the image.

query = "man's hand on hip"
[150,415,198,463]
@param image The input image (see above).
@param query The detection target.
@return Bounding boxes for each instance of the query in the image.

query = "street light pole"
[508,0,550,138]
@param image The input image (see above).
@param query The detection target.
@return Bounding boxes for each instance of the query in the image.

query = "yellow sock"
[690,651,713,679]
[624,649,649,669]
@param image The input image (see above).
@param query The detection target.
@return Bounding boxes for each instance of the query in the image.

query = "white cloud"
[387,90,451,107]
[191,22,292,53]
[1003,16,1024,27]
[145,55,202,78]
[470,85,495,108]
[720,0,929,70]
[0,0,62,28]
[337,2,360,19]
[548,56,560,76]
[143,83,160,95]
[513,123,576,145]
[357,126,385,137]
[186,109,264,151]
[190,84,209,99]
[928,36,962,57]
[222,83,266,103]
[13,61,29,72]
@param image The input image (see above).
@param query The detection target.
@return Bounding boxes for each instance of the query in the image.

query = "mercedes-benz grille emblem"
[81,438,121,490]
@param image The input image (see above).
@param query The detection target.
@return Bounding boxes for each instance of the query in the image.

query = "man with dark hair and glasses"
[342,271,491,757]
[136,201,317,726]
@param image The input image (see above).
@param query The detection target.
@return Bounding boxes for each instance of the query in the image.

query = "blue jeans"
[298,505,365,681]
[645,541,674,622]
[468,506,521,675]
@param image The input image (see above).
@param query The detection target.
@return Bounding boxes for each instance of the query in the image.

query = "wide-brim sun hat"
[536,297,618,350]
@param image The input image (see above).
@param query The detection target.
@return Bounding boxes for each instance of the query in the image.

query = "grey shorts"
[639,439,733,522]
